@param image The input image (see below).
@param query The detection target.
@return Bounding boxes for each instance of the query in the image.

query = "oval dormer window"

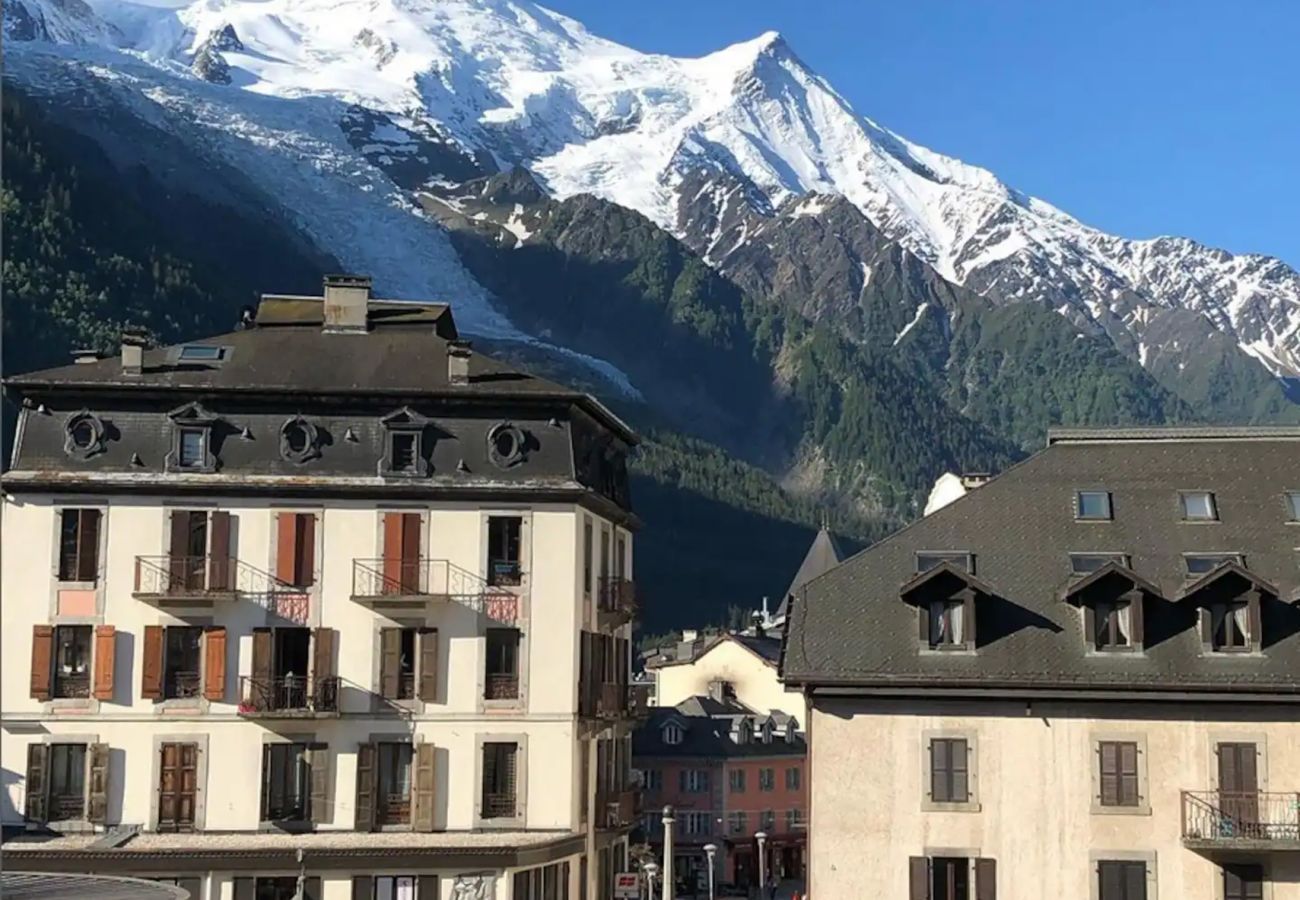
[63,412,107,460]
[487,422,527,469]
[279,417,320,464]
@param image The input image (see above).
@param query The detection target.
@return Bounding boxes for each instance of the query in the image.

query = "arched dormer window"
[663,723,683,746]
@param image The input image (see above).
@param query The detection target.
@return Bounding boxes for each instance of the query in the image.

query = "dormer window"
[916,552,973,574]
[663,723,683,746]
[1210,602,1250,652]
[1093,599,1132,649]
[1060,561,1155,653]
[929,600,965,647]
[63,411,107,460]
[165,402,218,473]
[1285,491,1300,522]
[737,721,753,744]
[1179,490,1218,521]
[761,721,773,744]
[1175,561,1273,656]
[380,407,430,477]
[1184,553,1241,578]
[1076,491,1112,521]
[1070,553,1128,576]
[178,428,207,468]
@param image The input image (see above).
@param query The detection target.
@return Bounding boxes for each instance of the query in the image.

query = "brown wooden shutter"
[355,743,377,831]
[1099,742,1119,806]
[87,742,109,824]
[1247,592,1262,649]
[1119,742,1140,806]
[313,627,337,681]
[1124,863,1147,900]
[400,512,421,591]
[1128,593,1145,646]
[276,512,297,584]
[417,878,437,900]
[1200,607,1214,651]
[310,744,332,825]
[918,604,930,644]
[413,742,437,832]
[142,625,164,700]
[380,628,401,699]
[168,510,191,587]
[908,856,929,900]
[158,742,177,828]
[251,628,272,708]
[298,514,316,587]
[953,739,970,802]
[92,626,116,700]
[25,743,49,821]
[233,878,255,900]
[418,628,439,703]
[352,877,375,900]
[203,627,227,701]
[382,513,403,591]
[77,509,101,582]
[962,589,977,648]
[975,858,996,900]
[30,625,53,700]
[304,877,321,900]
[208,511,232,590]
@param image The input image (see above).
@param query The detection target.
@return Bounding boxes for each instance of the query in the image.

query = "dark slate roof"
[633,702,807,760]
[651,633,783,670]
[775,527,844,621]
[782,429,1300,697]
[5,296,635,443]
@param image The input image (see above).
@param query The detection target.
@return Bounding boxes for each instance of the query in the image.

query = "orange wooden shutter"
[30,625,53,700]
[276,513,297,584]
[382,513,403,590]
[92,626,116,700]
[208,511,232,590]
[142,625,164,699]
[297,514,316,587]
[400,512,421,592]
[203,627,227,701]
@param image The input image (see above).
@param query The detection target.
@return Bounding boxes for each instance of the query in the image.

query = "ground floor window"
[1223,865,1263,900]
[1098,860,1147,900]
[513,861,570,900]
[908,856,995,900]
[351,875,437,900]
[232,876,320,900]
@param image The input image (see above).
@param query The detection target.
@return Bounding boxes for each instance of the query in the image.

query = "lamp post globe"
[754,831,768,896]
[702,844,718,900]
[644,861,659,898]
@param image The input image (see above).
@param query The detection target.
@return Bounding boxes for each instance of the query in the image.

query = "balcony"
[52,672,91,700]
[596,577,638,629]
[1182,790,1300,850]
[133,556,242,603]
[237,675,340,718]
[351,560,520,624]
[599,682,630,719]
[598,788,639,829]
[485,673,521,701]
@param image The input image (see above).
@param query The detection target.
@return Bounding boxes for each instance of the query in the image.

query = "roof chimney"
[447,339,473,385]
[322,274,372,332]
[120,329,149,375]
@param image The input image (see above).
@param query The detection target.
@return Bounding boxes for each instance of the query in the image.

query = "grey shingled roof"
[774,527,844,621]
[634,702,806,759]
[782,430,1300,696]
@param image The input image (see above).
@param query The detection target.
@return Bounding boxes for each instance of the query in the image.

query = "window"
[178,345,224,361]
[928,600,966,648]
[52,625,92,699]
[930,738,969,803]
[681,769,709,793]
[389,433,418,474]
[48,743,87,820]
[58,508,101,582]
[1287,492,1300,522]
[1180,490,1218,521]
[377,742,413,825]
[178,428,207,469]
[916,552,972,574]
[379,628,418,700]
[512,863,569,900]
[729,768,746,793]
[728,810,747,834]
[1076,490,1113,520]
[484,628,521,700]
[583,519,593,595]
[758,767,775,791]
[157,742,198,832]
[68,417,98,450]
[644,769,662,791]
[682,811,711,835]
[163,626,203,700]
[759,809,775,832]
[1093,600,1132,650]
[279,418,319,464]
[261,743,310,822]
[481,742,518,819]
[277,512,316,588]
[1070,553,1127,576]
[1223,865,1263,900]
[1098,860,1147,900]
[1211,601,1251,651]
[785,808,804,831]
[1184,553,1241,577]
[930,858,970,900]
[1097,741,1140,807]
[487,516,523,586]
[786,766,801,790]
[663,723,683,746]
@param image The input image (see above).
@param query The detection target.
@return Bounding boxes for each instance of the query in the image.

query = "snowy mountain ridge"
[7,0,1300,385]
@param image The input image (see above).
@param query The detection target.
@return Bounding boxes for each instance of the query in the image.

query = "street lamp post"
[645,862,660,900]
[754,831,768,899]
[702,843,717,900]
[662,806,676,900]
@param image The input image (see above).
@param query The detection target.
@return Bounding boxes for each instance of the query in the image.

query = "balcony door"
[1218,742,1259,836]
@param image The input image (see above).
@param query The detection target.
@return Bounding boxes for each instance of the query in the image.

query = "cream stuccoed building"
[1,276,639,900]
[783,428,1300,900]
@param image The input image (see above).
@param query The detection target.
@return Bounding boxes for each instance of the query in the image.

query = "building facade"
[649,633,803,720]
[634,693,806,893]
[1,277,639,900]
[783,428,1300,900]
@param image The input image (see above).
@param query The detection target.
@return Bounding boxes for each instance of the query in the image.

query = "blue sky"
[544,0,1300,266]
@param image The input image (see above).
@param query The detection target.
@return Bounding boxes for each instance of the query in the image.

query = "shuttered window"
[481,742,518,819]
[58,508,101,582]
[487,516,523,586]
[1223,865,1264,900]
[930,738,969,803]
[1098,741,1140,807]
[352,876,439,900]
[47,744,87,821]
[1098,861,1146,900]
[276,513,316,588]
[158,742,198,832]
[484,628,521,700]
[261,743,310,822]
[377,742,414,826]
[52,625,92,699]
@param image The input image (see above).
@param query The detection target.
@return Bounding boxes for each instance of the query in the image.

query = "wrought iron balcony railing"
[1182,790,1300,847]
[164,671,202,700]
[353,558,494,598]
[482,792,517,819]
[484,673,520,701]
[52,672,91,700]
[134,555,290,599]
[238,675,340,716]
